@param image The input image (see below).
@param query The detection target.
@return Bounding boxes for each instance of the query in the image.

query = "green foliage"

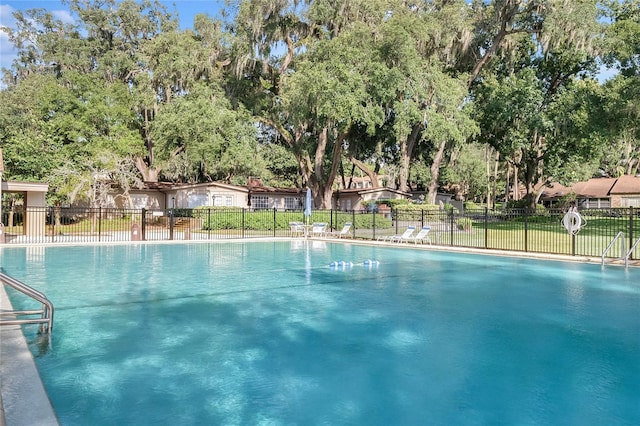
[397,203,441,212]
[505,200,549,216]
[198,208,393,231]
[0,0,634,211]
[377,199,408,208]
[464,201,481,210]
[151,83,260,183]
[441,143,487,201]
[456,217,473,231]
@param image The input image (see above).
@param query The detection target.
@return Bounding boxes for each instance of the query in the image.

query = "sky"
[0,0,229,69]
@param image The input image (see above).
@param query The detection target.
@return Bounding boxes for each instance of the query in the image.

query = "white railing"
[0,271,54,334]
[625,237,640,268]
[601,232,626,267]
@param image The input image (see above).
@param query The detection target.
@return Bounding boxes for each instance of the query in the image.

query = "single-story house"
[609,175,640,207]
[115,179,304,211]
[539,175,640,209]
[334,187,411,212]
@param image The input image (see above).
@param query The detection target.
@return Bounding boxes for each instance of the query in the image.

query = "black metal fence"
[1,206,638,260]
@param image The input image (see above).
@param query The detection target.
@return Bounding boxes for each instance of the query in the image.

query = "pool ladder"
[601,232,640,268]
[0,271,54,334]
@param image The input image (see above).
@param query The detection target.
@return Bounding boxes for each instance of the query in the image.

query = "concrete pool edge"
[0,285,59,426]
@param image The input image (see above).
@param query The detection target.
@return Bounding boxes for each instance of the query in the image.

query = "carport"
[1,180,49,240]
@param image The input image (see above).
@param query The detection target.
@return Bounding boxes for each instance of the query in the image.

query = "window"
[621,197,640,207]
[284,197,298,210]
[213,195,224,207]
[212,194,234,207]
[252,195,269,209]
[187,193,208,208]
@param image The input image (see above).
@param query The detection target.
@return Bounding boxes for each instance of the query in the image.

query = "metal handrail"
[0,271,54,333]
[625,237,640,268]
[601,232,625,267]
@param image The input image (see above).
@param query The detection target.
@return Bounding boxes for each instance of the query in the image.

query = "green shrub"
[394,204,445,221]
[456,217,473,231]
[199,209,393,231]
[379,198,409,208]
[443,203,460,215]
[464,201,480,210]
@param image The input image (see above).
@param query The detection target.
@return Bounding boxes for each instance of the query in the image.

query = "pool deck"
[0,285,59,426]
[0,237,637,425]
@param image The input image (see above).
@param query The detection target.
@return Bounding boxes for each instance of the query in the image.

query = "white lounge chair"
[401,226,431,244]
[289,221,305,237]
[328,222,352,238]
[310,222,327,237]
[377,226,416,242]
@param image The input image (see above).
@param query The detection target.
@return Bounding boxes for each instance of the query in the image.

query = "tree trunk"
[427,140,447,204]
[398,123,422,192]
[349,156,380,188]
[134,157,159,182]
[512,164,519,201]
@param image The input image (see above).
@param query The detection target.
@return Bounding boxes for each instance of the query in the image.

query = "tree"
[597,0,640,176]
[150,83,261,184]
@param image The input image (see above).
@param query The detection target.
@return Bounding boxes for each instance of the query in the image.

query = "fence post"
[98,207,102,242]
[372,208,376,240]
[242,208,245,239]
[330,208,334,232]
[449,208,454,246]
[393,207,397,234]
[207,208,211,240]
[524,208,529,252]
[49,206,55,243]
[484,207,488,249]
[273,208,277,237]
[169,208,174,240]
[352,210,356,239]
[141,209,146,241]
[630,207,634,260]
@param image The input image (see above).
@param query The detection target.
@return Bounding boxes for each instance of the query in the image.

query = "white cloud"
[0,4,17,25]
[0,4,78,70]
[52,9,74,25]
[0,4,18,70]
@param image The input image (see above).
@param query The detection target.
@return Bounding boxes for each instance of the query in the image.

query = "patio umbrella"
[304,188,312,225]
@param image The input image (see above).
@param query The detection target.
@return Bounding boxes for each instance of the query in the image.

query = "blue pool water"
[2,241,640,425]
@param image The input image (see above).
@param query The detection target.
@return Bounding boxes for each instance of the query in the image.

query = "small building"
[335,187,410,212]
[115,179,304,211]
[540,175,640,209]
[609,175,640,207]
[1,181,49,238]
[572,178,617,209]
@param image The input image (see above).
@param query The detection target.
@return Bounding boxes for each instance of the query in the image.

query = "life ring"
[562,211,582,235]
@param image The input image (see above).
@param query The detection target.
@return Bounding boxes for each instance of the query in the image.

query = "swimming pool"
[2,241,639,425]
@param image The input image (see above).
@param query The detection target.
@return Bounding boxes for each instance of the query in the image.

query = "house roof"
[541,175,640,199]
[537,182,571,198]
[572,178,617,198]
[141,180,302,195]
[1,181,49,193]
[610,175,640,194]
